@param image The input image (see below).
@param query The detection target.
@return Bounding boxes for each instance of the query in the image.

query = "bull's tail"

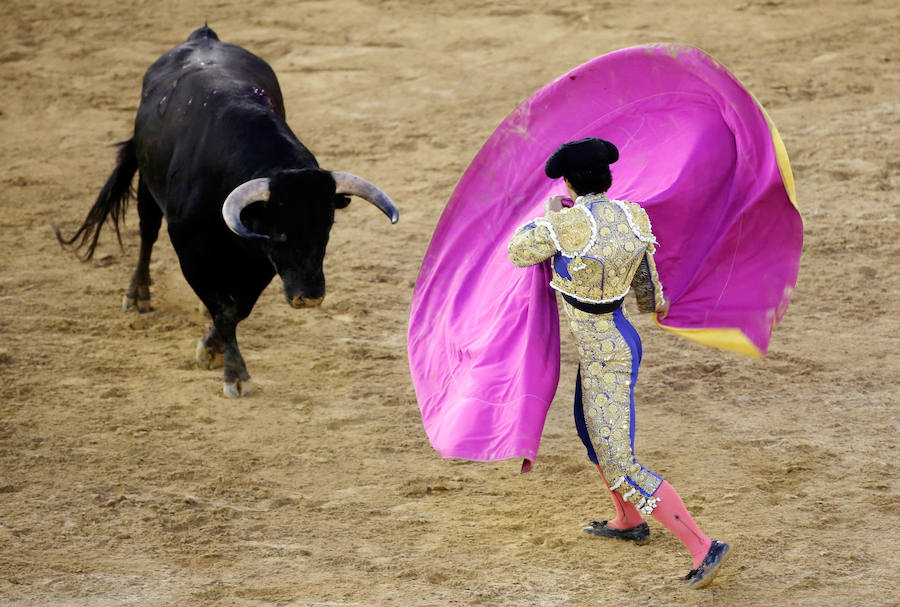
[54,139,138,261]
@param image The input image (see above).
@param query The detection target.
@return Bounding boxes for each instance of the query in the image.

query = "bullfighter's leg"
[123,178,162,313]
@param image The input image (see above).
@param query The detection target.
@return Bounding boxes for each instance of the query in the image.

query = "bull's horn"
[222,178,271,239]
[331,172,399,224]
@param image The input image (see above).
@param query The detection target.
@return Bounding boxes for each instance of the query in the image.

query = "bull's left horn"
[331,172,399,224]
[222,178,271,239]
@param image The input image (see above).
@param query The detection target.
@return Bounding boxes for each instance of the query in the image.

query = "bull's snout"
[280,269,324,309]
[289,295,324,309]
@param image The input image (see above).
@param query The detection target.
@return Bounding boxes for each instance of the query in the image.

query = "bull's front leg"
[195,323,225,369]
[196,316,254,397]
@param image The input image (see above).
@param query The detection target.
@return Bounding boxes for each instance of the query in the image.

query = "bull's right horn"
[222,178,271,239]
[331,172,399,224]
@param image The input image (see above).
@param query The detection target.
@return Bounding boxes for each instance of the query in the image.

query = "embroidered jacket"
[508,193,665,311]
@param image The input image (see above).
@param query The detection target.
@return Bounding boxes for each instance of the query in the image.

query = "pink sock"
[596,465,644,529]
[650,481,712,568]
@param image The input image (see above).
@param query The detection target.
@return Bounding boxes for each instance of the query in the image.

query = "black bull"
[56,26,399,397]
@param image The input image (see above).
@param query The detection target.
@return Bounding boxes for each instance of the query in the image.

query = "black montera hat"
[544,138,619,179]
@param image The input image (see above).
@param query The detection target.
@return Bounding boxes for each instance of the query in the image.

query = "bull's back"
[132,27,288,210]
[143,27,283,106]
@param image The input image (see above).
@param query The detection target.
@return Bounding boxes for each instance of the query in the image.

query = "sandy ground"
[1,0,898,605]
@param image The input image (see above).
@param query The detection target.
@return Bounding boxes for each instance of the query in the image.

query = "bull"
[56,26,398,397]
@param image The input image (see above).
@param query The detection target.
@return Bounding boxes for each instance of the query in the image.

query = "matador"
[507,137,729,589]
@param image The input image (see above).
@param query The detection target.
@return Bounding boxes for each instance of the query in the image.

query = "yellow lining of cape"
[654,315,763,358]
[753,100,797,210]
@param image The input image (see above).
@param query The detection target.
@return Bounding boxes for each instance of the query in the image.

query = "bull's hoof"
[289,295,324,309]
[122,293,151,313]
[195,339,224,369]
[223,379,255,398]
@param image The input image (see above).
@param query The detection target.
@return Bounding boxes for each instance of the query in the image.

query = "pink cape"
[408,44,802,467]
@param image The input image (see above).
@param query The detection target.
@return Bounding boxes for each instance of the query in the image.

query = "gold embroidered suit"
[508,193,667,513]
[508,194,665,309]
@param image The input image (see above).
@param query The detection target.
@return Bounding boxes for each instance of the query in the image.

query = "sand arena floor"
[1,1,898,605]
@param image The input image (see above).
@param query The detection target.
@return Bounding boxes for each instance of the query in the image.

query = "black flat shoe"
[684,540,730,589]
[582,520,650,544]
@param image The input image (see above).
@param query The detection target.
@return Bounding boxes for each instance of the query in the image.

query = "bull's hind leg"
[123,179,162,313]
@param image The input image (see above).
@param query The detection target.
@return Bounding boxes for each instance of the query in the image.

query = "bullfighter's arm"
[508,220,559,267]
[631,249,666,313]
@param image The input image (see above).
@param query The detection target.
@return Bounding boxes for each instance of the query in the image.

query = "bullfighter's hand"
[657,296,670,320]
[544,195,565,214]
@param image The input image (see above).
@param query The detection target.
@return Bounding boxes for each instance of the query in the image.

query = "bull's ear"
[333,194,351,209]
